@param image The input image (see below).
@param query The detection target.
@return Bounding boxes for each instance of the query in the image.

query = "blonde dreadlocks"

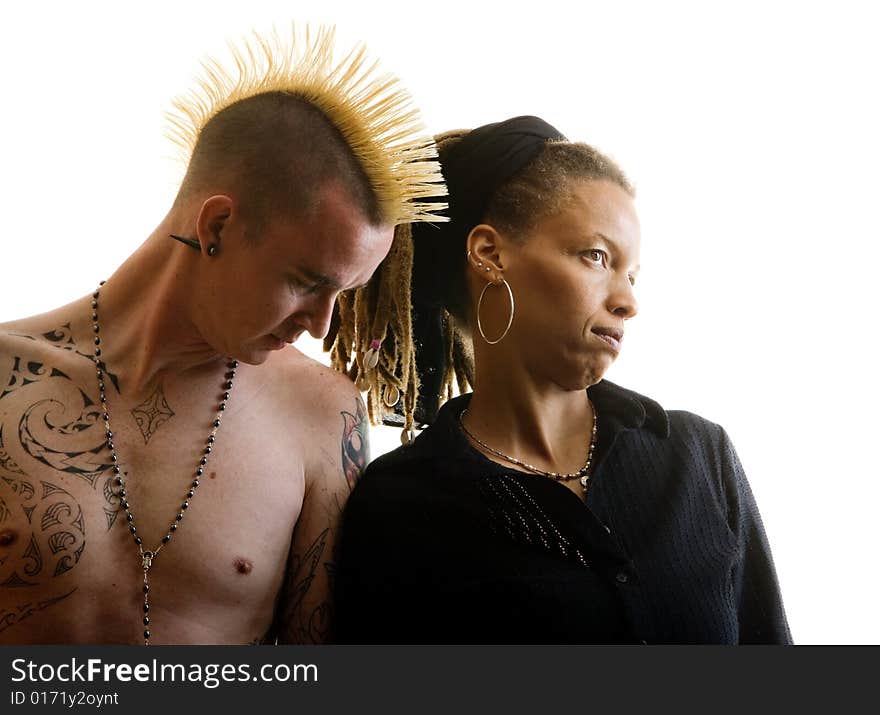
[325,132,474,442]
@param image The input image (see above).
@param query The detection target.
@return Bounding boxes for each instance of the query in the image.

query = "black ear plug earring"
[170,234,200,250]
[170,235,218,257]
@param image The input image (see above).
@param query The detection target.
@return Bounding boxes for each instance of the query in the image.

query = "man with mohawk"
[0,27,446,644]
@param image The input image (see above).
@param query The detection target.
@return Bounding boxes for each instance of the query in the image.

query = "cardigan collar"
[587,379,670,439]
[417,379,670,459]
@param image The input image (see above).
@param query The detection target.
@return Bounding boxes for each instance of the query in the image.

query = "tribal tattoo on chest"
[11,324,176,445]
[130,384,175,444]
[0,326,176,626]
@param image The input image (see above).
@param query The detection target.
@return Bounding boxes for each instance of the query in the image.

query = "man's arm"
[276,393,369,644]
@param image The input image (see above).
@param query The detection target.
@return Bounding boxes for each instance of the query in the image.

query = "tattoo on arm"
[340,399,369,491]
[281,528,332,644]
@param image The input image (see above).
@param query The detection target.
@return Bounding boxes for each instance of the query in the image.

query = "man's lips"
[270,333,300,347]
[591,326,624,352]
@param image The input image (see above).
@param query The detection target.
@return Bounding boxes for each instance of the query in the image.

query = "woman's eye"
[583,249,606,265]
[628,274,637,287]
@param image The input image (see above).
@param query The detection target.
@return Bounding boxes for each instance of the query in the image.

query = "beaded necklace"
[90,281,237,644]
[459,400,598,492]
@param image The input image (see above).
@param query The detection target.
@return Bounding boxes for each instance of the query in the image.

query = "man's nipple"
[234,557,253,575]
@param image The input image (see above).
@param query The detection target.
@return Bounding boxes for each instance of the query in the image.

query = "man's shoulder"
[0,308,89,376]
[0,315,38,352]
[264,348,367,496]
[268,347,362,424]
[263,348,365,486]
[0,302,85,353]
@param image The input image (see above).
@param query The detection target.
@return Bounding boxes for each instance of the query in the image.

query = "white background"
[1,1,877,644]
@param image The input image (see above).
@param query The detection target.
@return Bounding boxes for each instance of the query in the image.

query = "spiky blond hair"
[166,24,446,225]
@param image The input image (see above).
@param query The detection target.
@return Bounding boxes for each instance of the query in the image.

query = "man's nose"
[304,293,337,340]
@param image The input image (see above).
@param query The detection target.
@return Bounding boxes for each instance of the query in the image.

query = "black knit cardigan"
[335,380,792,644]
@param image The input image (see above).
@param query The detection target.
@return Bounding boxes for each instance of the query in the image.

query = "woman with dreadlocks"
[327,116,791,644]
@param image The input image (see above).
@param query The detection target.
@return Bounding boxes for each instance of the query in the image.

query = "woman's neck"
[463,362,596,476]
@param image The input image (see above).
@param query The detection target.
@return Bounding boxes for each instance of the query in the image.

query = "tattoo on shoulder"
[1,357,65,402]
[8,326,173,445]
[0,426,26,478]
[130,383,175,444]
[8,325,120,392]
[0,356,121,544]
[340,399,369,491]
[10,324,77,353]
[10,373,114,490]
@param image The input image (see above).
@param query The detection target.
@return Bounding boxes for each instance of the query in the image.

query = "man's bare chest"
[0,341,306,641]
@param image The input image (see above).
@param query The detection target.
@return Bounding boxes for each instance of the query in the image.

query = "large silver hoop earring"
[477,278,515,345]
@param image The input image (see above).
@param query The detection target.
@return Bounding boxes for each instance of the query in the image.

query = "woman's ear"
[466,224,506,282]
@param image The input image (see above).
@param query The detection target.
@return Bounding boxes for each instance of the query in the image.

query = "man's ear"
[195,195,234,254]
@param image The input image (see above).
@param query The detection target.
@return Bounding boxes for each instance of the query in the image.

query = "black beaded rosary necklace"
[90,281,238,645]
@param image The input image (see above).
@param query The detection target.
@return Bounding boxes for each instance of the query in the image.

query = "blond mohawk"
[166,25,447,225]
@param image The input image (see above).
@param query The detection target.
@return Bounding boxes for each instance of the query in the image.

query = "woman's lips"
[592,327,624,353]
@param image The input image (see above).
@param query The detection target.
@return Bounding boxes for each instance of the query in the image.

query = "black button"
[615,572,629,584]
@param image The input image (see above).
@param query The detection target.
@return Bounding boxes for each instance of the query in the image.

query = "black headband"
[442,115,567,237]
[412,116,567,310]
[398,116,566,426]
